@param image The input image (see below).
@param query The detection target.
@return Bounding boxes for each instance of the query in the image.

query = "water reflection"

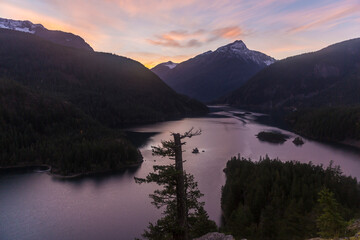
[50,165,141,187]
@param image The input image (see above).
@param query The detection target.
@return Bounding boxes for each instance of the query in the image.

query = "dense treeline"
[0,29,207,127]
[287,107,360,142]
[221,156,360,240]
[0,78,141,176]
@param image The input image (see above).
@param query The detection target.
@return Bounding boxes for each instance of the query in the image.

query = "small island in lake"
[192,148,200,154]
[256,131,289,144]
[293,136,305,146]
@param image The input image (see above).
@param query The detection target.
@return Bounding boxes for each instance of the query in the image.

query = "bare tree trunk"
[173,133,188,240]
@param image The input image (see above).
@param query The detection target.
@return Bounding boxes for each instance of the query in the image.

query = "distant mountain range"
[221,38,360,110]
[152,40,275,102]
[0,17,93,51]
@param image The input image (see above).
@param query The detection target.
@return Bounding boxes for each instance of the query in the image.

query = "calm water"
[1,106,360,240]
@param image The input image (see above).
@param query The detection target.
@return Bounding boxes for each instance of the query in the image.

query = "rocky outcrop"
[348,219,360,232]
[194,232,235,240]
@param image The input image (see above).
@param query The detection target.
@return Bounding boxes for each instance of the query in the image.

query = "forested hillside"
[287,107,360,142]
[0,29,207,127]
[0,78,141,176]
[221,156,360,240]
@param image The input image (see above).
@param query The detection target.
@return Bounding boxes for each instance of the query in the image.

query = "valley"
[1,107,360,240]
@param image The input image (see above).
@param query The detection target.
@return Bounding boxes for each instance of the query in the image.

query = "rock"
[194,232,235,240]
[348,219,360,232]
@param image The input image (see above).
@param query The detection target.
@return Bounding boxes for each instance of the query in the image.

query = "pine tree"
[316,188,346,238]
[135,128,217,240]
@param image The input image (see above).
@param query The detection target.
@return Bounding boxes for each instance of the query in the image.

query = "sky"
[1,0,359,68]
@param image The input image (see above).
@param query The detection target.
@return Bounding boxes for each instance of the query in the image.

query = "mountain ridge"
[221,37,360,110]
[151,40,275,102]
[0,17,93,51]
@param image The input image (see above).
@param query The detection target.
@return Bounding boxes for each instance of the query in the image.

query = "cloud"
[212,26,243,39]
[186,39,202,47]
[147,26,244,48]
[148,35,182,48]
[287,4,360,33]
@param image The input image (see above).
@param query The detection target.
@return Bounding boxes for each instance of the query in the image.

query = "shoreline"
[0,164,51,172]
[0,160,143,179]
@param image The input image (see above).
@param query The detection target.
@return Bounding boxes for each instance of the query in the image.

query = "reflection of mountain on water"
[51,165,141,187]
[125,131,159,148]
[0,165,50,174]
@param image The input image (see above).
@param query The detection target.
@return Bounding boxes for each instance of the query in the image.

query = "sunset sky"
[1,0,359,68]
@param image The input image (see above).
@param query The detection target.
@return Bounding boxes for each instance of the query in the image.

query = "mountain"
[151,40,276,102]
[151,61,178,80]
[0,27,207,175]
[0,17,93,51]
[222,38,360,110]
[0,29,207,127]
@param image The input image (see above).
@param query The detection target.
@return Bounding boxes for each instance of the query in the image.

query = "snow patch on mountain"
[0,18,43,34]
[164,61,178,69]
[264,60,275,66]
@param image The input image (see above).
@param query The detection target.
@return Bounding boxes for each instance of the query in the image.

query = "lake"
[1,106,360,240]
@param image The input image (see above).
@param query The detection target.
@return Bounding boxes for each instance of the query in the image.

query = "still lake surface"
[1,106,360,240]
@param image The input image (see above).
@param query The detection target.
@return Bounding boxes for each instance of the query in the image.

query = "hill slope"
[0,29,207,127]
[151,40,275,102]
[222,38,360,109]
[222,156,360,240]
[0,78,141,176]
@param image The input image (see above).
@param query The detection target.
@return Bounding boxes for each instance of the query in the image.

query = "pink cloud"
[147,26,244,48]
[287,4,360,33]
[211,26,243,39]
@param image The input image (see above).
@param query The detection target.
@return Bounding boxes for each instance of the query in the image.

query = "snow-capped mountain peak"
[215,40,275,66]
[216,40,248,53]
[0,18,44,34]
[163,61,178,69]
